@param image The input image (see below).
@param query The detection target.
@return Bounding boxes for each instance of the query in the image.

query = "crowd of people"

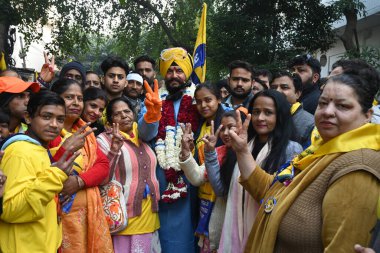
[0,47,379,253]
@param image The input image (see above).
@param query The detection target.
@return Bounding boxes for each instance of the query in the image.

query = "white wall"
[11,25,53,71]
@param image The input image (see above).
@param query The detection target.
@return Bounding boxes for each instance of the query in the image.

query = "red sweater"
[49,136,110,187]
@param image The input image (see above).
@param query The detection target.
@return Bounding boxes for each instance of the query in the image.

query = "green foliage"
[2,0,367,82]
[342,46,380,70]
[207,0,338,80]
[331,0,366,17]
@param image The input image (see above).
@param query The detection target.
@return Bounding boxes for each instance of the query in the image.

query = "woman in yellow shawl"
[50,79,113,253]
[229,68,380,252]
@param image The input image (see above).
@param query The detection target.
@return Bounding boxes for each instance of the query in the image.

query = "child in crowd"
[179,82,230,252]
[0,90,78,253]
[0,110,10,142]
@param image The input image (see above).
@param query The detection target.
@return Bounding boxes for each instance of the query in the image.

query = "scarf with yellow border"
[118,122,139,147]
[277,123,380,183]
[290,102,302,115]
[58,118,113,252]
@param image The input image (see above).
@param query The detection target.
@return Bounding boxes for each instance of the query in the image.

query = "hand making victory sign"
[144,79,162,123]
[39,52,55,83]
[202,120,223,152]
[180,123,194,161]
[60,122,96,154]
[110,123,124,153]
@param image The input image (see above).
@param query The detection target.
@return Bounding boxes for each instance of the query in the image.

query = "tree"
[2,0,366,82]
[331,0,366,57]
[206,0,338,80]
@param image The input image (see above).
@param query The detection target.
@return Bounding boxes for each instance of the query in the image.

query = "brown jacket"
[241,149,380,253]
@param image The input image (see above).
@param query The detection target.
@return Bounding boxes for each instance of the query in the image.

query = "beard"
[229,88,251,100]
[165,78,189,101]
[303,76,314,91]
[165,78,187,94]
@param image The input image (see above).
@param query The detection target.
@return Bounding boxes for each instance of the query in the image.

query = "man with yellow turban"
[158,47,195,100]
[139,47,200,253]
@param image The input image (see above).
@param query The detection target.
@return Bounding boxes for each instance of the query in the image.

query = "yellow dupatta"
[290,102,301,115]
[196,122,216,202]
[278,123,380,181]
[119,122,139,147]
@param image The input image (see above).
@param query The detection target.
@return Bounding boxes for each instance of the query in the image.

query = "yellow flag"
[191,3,207,84]
[0,52,7,71]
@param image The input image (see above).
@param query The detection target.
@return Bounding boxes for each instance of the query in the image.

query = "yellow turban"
[159,47,193,80]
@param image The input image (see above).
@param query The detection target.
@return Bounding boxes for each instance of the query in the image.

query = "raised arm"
[202,120,226,196]
[138,80,161,142]
[229,111,256,180]
[204,149,226,196]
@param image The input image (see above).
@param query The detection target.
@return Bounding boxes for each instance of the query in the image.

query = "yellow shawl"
[247,123,380,253]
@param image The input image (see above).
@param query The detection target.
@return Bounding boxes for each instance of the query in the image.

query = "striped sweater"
[97,132,160,218]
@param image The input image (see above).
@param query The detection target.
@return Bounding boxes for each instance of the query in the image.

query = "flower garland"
[155,95,199,203]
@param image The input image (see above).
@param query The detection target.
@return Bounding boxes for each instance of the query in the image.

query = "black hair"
[272,71,303,93]
[0,109,9,124]
[106,96,136,124]
[133,55,156,69]
[193,82,224,145]
[0,68,19,77]
[247,89,294,174]
[253,78,268,90]
[0,88,35,115]
[100,56,129,75]
[331,59,371,74]
[86,70,100,76]
[328,72,380,113]
[218,110,246,194]
[194,82,222,101]
[192,83,225,166]
[83,87,108,103]
[27,90,66,118]
[215,79,228,90]
[287,54,321,75]
[254,69,273,83]
[228,60,254,80]
[51,78,83,95]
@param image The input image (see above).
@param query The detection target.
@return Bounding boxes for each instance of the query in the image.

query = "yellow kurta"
[118,196,160,235]
[0,141,67,253]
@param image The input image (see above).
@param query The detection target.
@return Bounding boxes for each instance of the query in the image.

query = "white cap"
[127,73,143,84]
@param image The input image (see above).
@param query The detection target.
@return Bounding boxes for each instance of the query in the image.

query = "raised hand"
[180,123,194,161]
[61,122,95,153]
[228,110,251,153]
[39,52,55,83]
[51,149,80,176]
[110,123,124,153]
[144,79,162,123]
[202,120,222,152]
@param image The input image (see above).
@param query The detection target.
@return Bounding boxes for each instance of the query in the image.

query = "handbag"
[99,179,128,234]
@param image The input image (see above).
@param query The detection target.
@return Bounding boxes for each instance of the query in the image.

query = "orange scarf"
[61,119,113,253]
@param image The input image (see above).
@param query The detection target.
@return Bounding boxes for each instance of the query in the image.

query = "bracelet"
[76,176,85,189]
[37,75,50,89]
